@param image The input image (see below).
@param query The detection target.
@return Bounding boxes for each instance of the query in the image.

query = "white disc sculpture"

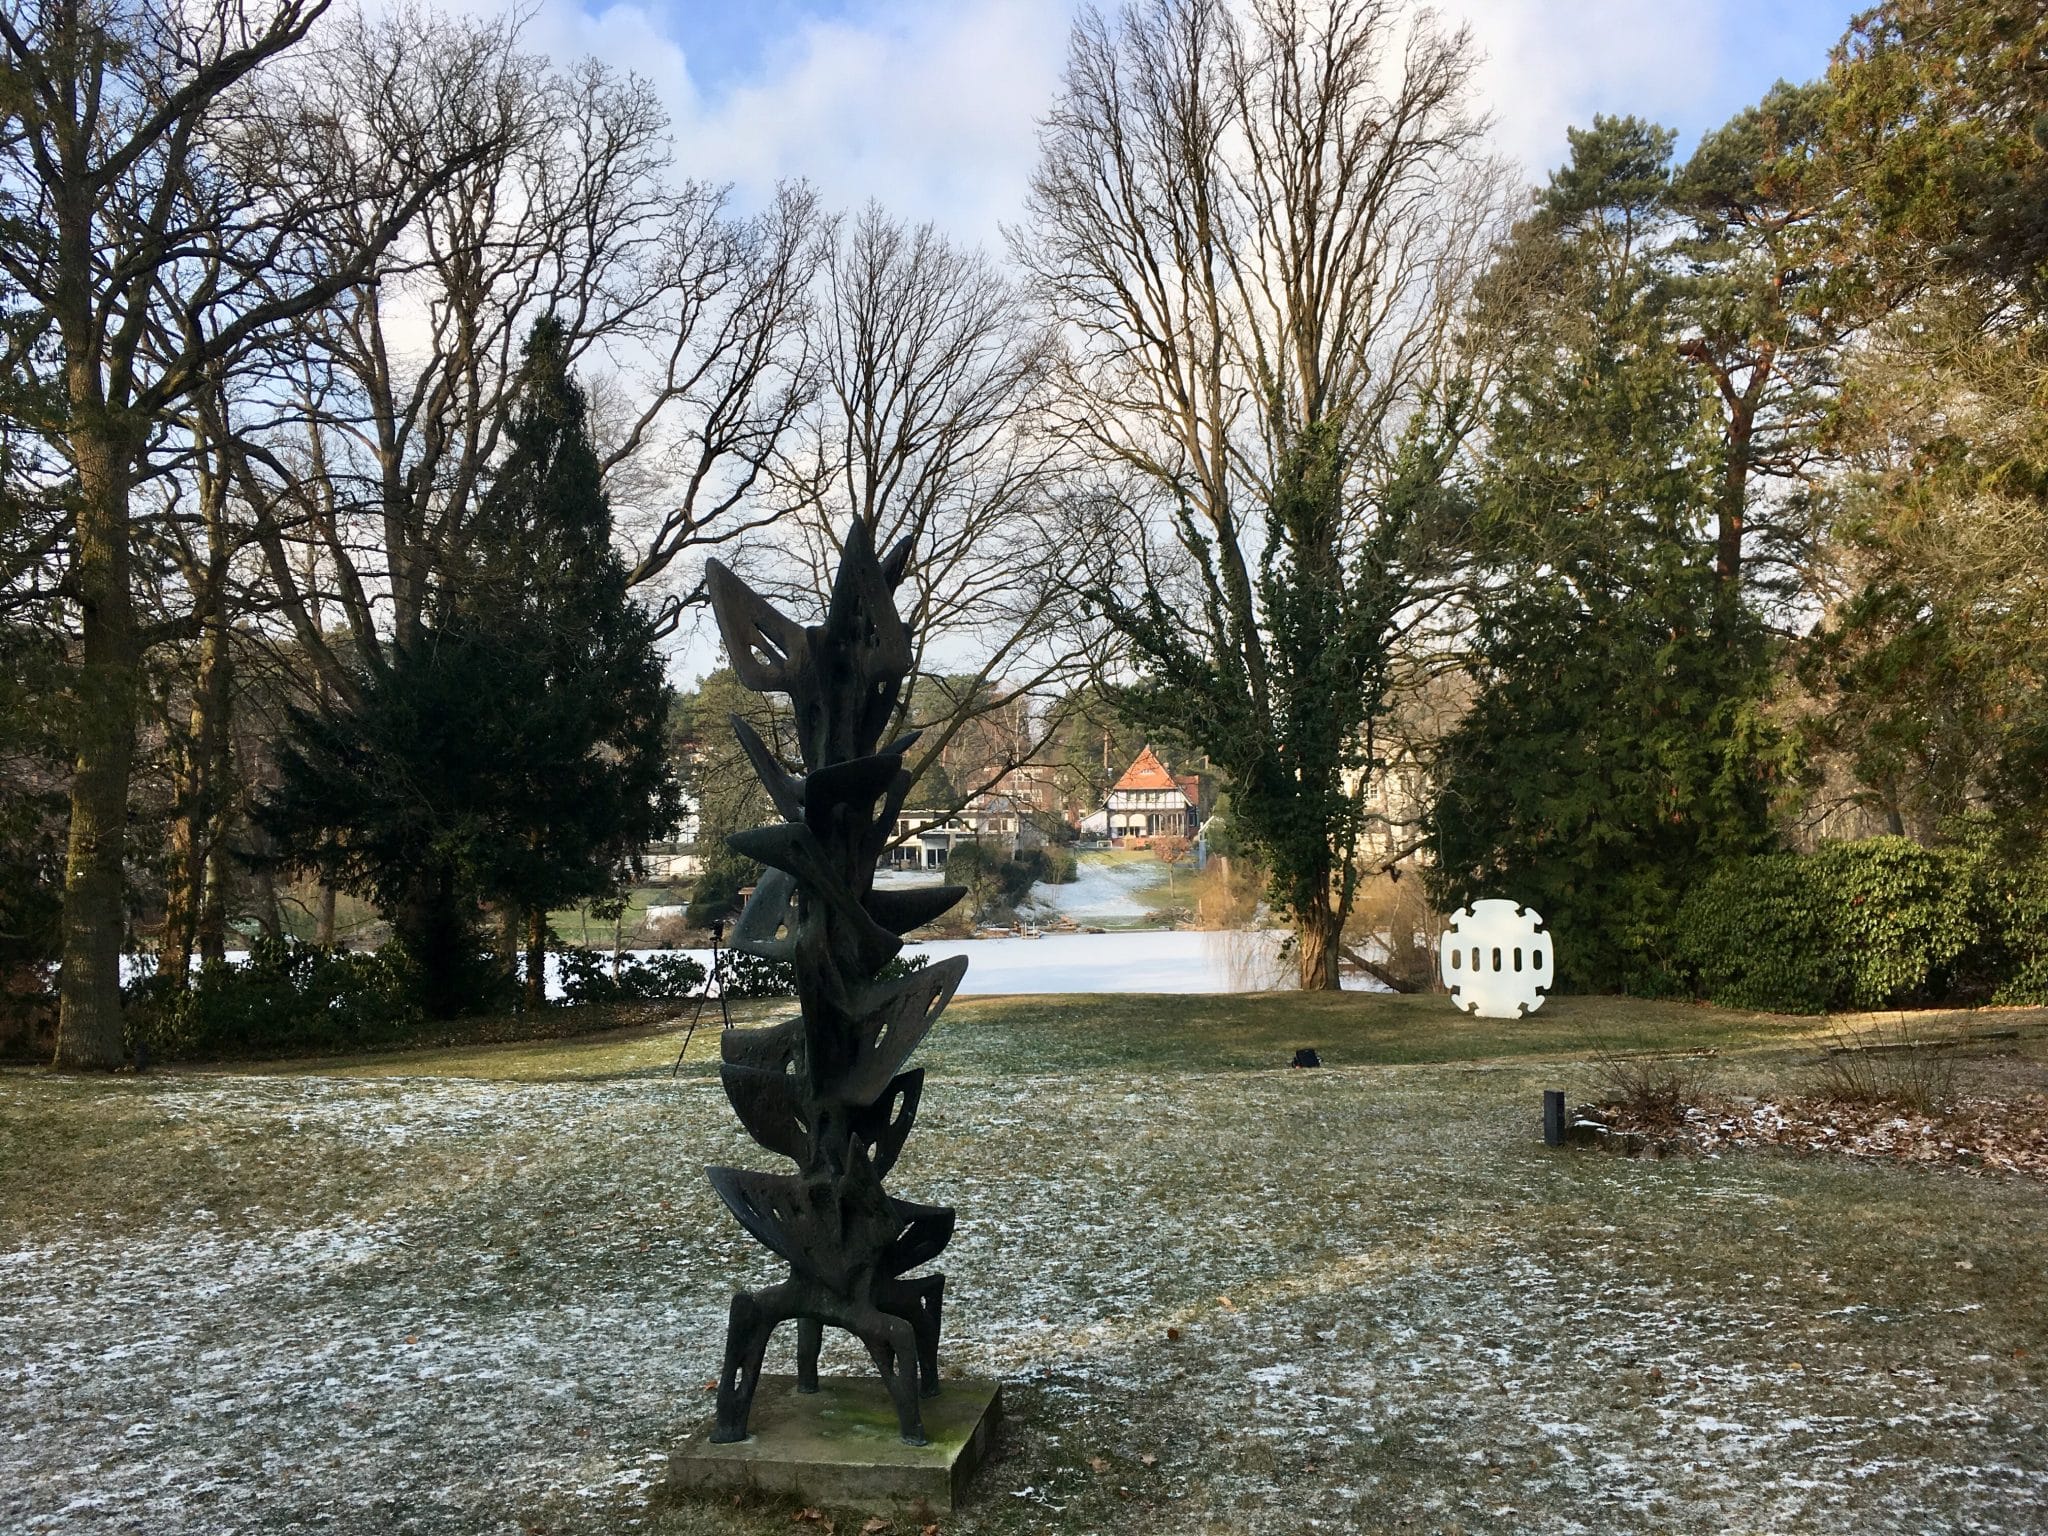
[1439,899,1551,1017]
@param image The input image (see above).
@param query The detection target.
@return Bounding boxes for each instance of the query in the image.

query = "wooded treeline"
[3,0,2043,1063]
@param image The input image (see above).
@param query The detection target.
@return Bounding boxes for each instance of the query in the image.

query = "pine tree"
[1428,118,1791,990]
[263,318,678,1014]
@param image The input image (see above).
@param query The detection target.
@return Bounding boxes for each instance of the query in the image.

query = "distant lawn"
[236,988,1962,1083]
[3,992,2044,1536]
[546,885,694,947]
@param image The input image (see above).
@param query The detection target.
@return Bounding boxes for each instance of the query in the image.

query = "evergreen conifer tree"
[263,318,678,1014]
[1428,118,1790,989]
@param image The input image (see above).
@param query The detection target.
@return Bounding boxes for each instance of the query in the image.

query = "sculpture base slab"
[667,1375,1002,1513]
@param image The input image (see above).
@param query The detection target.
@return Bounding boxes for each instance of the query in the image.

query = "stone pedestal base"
[667,1375,1002,1513]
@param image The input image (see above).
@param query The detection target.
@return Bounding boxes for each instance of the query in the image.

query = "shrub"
[1590,1045,1717,1126]
[1032,845,1080,885]
[1675,838,1984,1012]
[1945,817,2048,1006]
[127,937,421,1060]
[716,948,796,999]
[1811,1019,1959,1115]
[556,946,707,1005]
[1671,854,1833,1011]
[711,947,928,1001]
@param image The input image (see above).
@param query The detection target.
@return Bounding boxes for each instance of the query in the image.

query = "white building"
[881,795,1038,870]
[640,795,703,881]
[1104,746,1199,844]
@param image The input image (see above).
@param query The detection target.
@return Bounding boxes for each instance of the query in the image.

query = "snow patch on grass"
[1,1053,2043,1535]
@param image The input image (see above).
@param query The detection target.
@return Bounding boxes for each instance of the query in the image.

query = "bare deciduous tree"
[227,10,822,696]
[1017,0,1508,986]
[0,0,507,1065]
[766,205,1102,818]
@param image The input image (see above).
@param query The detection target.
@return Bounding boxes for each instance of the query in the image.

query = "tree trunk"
[1296,900,1343,992]
[199,840,232,961]
[54,433,140,1070]
[160,755,200,992]
[1341,942,1419,994]
[525,907,547,1009]
[246,856,280,940]
[496,905,520,995]
[316,884,337,947]
[161,594,233,986]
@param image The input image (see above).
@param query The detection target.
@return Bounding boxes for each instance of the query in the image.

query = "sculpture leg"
[880,1274,945,1398]
[795,1316,823,1393]
[855,1309,927,1445]
[913,1275,944,1397]
[711,1284,796,1443]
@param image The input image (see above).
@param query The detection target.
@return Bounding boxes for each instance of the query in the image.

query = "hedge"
[1672,834,2044,1013]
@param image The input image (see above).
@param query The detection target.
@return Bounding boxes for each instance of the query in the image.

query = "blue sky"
[524,0,1861,247]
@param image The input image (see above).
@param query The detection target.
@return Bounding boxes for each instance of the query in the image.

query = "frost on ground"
[2,1041,2043,1536]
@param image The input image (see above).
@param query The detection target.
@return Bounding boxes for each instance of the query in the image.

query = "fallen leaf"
[1087,1456,1111,1473]
[921,1526,940,1536]
[792,1508,825,1524]
[860,1520,892,1535]
[1217,1295,1235,1309]
[405,1335,418,1345]
[1165,1326,1182,1342]
[1140,1453,1158,1469]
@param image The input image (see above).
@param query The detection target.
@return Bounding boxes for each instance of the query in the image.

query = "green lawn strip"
[542,884,693,947]
[916,990,1825,1078]
[166,990,2048,1086]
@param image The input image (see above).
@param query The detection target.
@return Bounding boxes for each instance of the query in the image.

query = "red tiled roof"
[1111,745,1176,791]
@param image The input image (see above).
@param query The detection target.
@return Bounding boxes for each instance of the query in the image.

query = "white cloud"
[448,0,1834,249]
[440,0,1076,253]
[1454,0,1728,180]
[664,0,1075,251]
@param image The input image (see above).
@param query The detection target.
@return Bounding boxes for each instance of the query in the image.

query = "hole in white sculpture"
[1449,949,1461,970]
[1491,946,1502,971]
[1513,947,1523,972]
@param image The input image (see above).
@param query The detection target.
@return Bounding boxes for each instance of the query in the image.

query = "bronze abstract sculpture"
[701,522,967,1447]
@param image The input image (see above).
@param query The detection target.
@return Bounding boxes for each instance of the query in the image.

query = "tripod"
[671,919,733,1076]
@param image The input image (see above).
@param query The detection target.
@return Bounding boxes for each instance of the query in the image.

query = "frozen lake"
[672,928,1388,996]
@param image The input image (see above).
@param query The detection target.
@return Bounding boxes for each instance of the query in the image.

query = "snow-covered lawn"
[3,998,2044,1535]
[917,930,1324,994]
[1019,851,1173,923]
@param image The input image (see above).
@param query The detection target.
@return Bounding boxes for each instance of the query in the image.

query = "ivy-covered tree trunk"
[1020,0,1492,988]
[1294,890,1344,992]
